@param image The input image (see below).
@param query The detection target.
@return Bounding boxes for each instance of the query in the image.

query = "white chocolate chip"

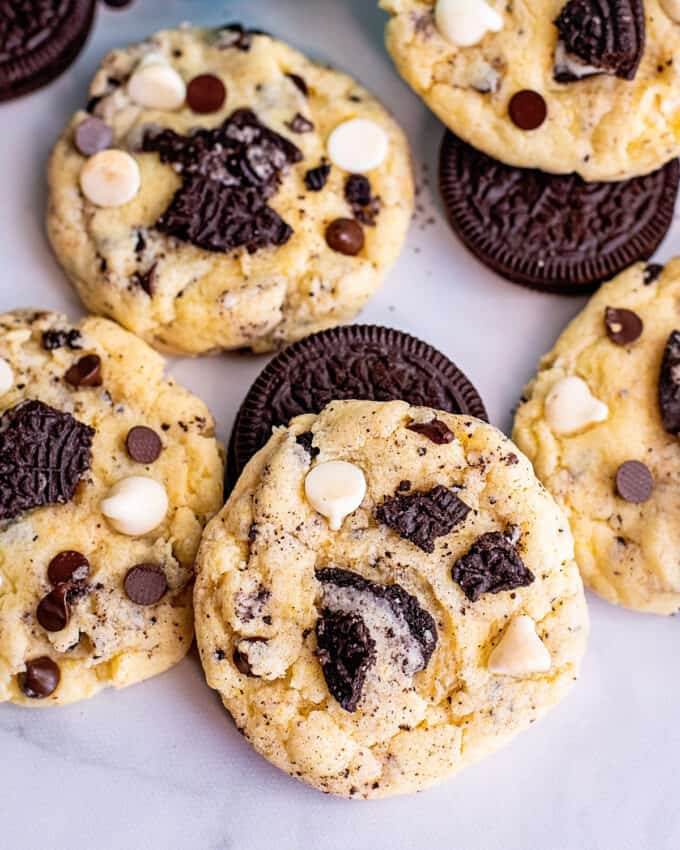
[327,119,389,173]
[488,615,551,677]
[79,149,141,208]
[128,60,186,111]
[0,357,13,396]
[100,476,168,536]
[544,376,609,435]
[435,0,503,48]
[661,0,680,22]
[304,461,366,530]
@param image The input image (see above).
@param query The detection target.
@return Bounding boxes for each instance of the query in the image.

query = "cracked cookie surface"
[194,399,587,798]
[0,310,224,706]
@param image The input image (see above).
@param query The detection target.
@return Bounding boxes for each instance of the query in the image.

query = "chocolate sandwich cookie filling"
[375,485,471,553]
[452,530,535,602]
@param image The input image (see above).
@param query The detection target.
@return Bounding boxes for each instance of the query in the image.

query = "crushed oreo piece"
[286,72,308,96]
[131,263,157,296]
[644,263,663,284]
[286,113,314,133]
[553,0,645,82]
[42,329,82,351]
[0,401,94,522]
[375,485,471,553]
[296,431,320,458]
[304,161,331,191]
[452,531,535,602]
[345,174,381,226]
[214,23,259,51]
[143,109,301,254]
[316,568,437,712]
[407,418,454,445]
[659,330,680,435]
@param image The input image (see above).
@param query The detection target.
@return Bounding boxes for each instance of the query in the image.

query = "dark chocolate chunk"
[439,131,679,293]
[407,418,454,445]
[325,218,364,255]
[186,74,226,114]
[36,584,71,632]
[316,609,376,712]
[508,90,547,131]
[42,328,82,350]
[304,162,331,191]
[296,431,320,458]
[48,550,89,585]
[124,564,168,605]
[126,426,162,464]
[452,531,535,602]
[659,330,680,434]
[375,485,471,553]
[286,72,308,96]
[286,113,314,133]
[142,109,301,254]
[0,0,96,102]
[64,354,102,388]
[604,307,643,345]
[18,657,60,698]
[345,174,381,226]
[0,401,94,521]
[74,117,113,156]
[615,460,654,503]
[644,263,663,284]
[554,0,645,82]
[227,325,487,490]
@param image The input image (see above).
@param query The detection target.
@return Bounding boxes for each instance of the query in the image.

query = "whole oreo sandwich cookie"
[0,1,97,101]
[227,324,487,490]
[439,132,679,294]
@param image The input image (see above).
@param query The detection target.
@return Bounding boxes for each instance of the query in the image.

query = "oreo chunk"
[659,331,680,435]
[227,325,487,490]
[0,400,94,522]
[375,486,471,553]
[142,109,302,254]
[554,0,645,82]
[42,328,82,350]
[345,175,381,226]
[439,132,679,294]
[452,531,535,602]
[316,568,437,712]
[0,0,96,102]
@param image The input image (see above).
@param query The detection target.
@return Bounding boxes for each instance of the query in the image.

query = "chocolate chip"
[644,263,663,284]
[604,307,643,345]
[0,401,94,521]
[659,331,680,434]
[508,90,547,131]
[452,531,535,601]
[124,564,168,605]
[64,354,102,388]
[407,418,454,445]
[296,431,319,458]
[48,551,90,585]
[316,609,375,711]
[126,426,162,464]
[286,113,314,133]
[36,585,71,632]
[42,329,82,350]
[18,657,60,698]
[74,117,113,156]
[304,162,331,191]
[286,73,308,96]
[325,218,364,255]
[375,485,471,553]
[615,460,654,503]
[186,74,227,113]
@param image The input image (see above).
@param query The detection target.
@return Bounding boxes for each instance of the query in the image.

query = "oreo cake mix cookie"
[195,399,588,798]
[514,260,680,615]
[0,310,223,705]
[439,132,679,293]
[381,0,680,181]
[227,324,487,489]
[46,25,414,355]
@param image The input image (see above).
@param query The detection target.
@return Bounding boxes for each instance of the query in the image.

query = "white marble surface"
[1,2,680,848]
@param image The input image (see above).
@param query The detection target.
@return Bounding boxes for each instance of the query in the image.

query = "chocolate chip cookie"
[0,310,223,705]
[194,400,587,798]
[382,0,680,180]
[513,260,680,614]
[46,26,413,355]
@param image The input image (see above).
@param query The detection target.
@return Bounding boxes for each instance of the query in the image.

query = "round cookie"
[195,399,588,798]
[0,309,224,706]
[381,0,680,181]
[513,260,680,615]
[46,25,414,355]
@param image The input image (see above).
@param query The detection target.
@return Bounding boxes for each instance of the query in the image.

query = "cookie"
[513,260,680,615]
[0,0,96,102]
[46,26,414,355]
[381,0,680,181]
[227,324,487,489]
[0,309,224,706]
[439,132,679,293]
[195,399,588,798]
